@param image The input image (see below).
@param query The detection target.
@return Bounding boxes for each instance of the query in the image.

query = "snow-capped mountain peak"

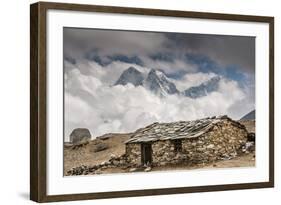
[144,69,179,97]
[114,67,221,98]
[114,66,144,86]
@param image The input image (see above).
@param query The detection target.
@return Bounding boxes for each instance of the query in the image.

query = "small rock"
[112,160,119,166]
[159,162,167,166]
[119,160,126,165]
[206,144,215,149]
[100,161,107,166]
[129,168,138,172]
[110,154,117,159]
[95,170,102,174]
[92,143,109,152]
[245,142,255,152]
[144,167,152,172]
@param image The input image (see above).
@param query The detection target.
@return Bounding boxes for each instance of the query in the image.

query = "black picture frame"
[30,1,274,202]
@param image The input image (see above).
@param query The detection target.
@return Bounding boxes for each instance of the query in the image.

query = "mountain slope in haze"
[181,76,221,98]
[240,110,255,120]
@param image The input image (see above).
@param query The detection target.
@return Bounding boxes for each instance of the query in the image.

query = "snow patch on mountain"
[144,69,179,97]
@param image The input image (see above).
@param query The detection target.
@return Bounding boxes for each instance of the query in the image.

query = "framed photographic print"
[30,1,274,202]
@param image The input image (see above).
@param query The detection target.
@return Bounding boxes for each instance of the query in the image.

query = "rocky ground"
[239,120,255,133]
[63,133,131,175]
[65,152,255,176]
[64,120,255,176]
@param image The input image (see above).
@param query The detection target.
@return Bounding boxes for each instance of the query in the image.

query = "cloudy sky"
[64,27,255,141]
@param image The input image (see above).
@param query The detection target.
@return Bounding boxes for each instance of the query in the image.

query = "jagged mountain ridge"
[144,69,179,97]
[181,76,221,98]
[114,66,144,86]
[115,66,221,98]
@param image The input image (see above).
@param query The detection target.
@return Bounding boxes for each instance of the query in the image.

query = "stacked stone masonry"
[125,116,248,166]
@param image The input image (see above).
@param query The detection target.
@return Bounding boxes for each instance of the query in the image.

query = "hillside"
[64,133,131,175]
[64,118,255,176]
[239,120,255,133]
[240,110,255,120]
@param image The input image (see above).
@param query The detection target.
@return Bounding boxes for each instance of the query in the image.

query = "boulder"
[70,128,91,144]
[109,154,117,160]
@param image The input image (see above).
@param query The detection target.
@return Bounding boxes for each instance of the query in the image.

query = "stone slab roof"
[125,115,246,144]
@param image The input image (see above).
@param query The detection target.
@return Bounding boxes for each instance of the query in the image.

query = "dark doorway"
[141,143,152,165]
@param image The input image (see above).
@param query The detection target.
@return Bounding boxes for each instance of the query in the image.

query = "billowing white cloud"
[65,58,151,86]
[172,72,217,91]
[64,62,254,141]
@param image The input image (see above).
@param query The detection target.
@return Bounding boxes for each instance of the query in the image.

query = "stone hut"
[70,128,91,144]
[125,116,248,166]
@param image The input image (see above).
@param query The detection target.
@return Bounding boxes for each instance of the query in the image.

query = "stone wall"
[126,143,141,166]
[152,141,173,166]
[182,121,248,163]
[126,120,248,166]
[151,140,190,166]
